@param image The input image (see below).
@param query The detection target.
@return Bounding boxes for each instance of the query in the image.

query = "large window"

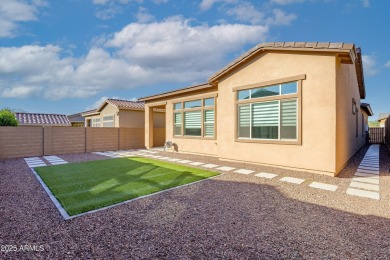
[237,80,299,141]
[173,97,215,138]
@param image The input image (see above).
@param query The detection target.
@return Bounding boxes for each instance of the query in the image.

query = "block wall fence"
[0,126,164,160]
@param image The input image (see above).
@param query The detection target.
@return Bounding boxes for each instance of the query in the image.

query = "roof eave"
[138,83,213,102]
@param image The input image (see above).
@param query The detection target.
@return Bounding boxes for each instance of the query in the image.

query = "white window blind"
[252,101,279,127]
[204,110,214,137]
[281,100,297,126]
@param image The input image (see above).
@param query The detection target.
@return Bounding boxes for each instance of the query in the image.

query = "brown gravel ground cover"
[1,145,390,259]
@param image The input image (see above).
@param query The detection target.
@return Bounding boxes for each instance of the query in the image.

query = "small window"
[174,103,181,110]
[238,90,250,100]
[184,100,201,109]
[281,82,297,95]
[204,98,214,107]
[174,113,182,136]
[204,110,215,137]
[238,105,250,138]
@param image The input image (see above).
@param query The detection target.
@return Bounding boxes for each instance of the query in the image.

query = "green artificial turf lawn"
[35,157,219,216]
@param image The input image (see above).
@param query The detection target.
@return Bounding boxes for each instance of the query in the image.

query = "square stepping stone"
[355,172,380,178]
[202,164,219,168]
[280,177,305,184]
[255,172,278,179]
[189,162,204,166]
[352,177,379,185]
[309,182,338,191]
[167,158,180,162]
[349,181,379,191]
[234,169,254,175]
[177,160,192,164]
[346,188,379,200]
[357,168,379,174]
[216,166,235,171]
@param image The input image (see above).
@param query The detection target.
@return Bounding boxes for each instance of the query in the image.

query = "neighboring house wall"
[118,110,144,128]
[335,58,367,173]
[379,118,386,127]
[217,51,337,175]
[84,103,119,127]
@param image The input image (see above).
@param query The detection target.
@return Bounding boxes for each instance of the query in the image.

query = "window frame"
[92,118,101,127]
[102,114,115,127]
[233,75,304,145]
[172,94,217,140]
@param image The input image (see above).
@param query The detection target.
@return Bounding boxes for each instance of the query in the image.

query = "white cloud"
[267,9,296,26]
[270,0,305,4]
[135,7,155,23]
[362,0,370,7]
[384,60,390,68]
[226,2,264,25]
[2,86,42,98]
[199,0,221,10]
[362,55,378,76]
[0,17,266,100]
[0,0,46,37]
[201,1,296,26]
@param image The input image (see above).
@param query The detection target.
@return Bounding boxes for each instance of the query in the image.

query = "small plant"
[0,109,18,126]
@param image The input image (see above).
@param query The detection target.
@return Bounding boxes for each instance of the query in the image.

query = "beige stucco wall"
[145,87,219,155]
[118,110,144,128]
[217,51,337,175]
[335,60,367,173]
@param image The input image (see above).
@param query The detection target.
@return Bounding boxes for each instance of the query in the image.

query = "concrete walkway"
[346,145,380,200]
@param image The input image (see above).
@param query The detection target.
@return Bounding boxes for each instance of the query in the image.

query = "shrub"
[0,109,18,126]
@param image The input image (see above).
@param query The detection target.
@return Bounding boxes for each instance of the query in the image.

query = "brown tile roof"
[106,99,145,110]
[208,42,357,82]
[94,99,165,112]
[16,113,71,126]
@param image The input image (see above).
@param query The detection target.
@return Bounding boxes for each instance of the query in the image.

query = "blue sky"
[0,0,388,119]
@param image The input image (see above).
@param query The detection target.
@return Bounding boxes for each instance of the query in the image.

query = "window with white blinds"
[173,97,215,138]
[174,113,182,136]
[184,111,201,136]
[238,99,297,140]
[204,110,214,137]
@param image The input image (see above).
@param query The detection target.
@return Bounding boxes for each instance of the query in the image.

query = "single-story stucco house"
[16,112,71,127]
[82,98,166,146]
[139,42,373,176]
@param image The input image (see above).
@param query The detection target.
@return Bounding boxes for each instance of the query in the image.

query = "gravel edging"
[1,145,390,258]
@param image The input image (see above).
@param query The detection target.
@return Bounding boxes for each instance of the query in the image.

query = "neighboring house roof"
[81,109,99,117]
[97,99,145,112]
[139,42,366,102]
[67,112,85,123]
[81,99,165,116]
[360,103,374,116]
[16,113,71,126]
[139,83,214,101]
[378,113,390,121]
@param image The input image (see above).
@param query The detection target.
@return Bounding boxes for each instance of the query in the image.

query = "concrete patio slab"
[346,188,380,200]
